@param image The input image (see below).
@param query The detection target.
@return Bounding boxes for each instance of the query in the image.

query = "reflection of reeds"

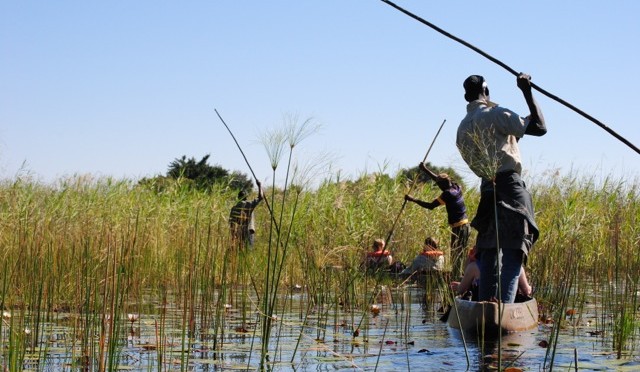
[542,241,577,369]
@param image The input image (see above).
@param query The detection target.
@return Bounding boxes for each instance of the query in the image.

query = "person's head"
[423,237,438,251]
[372,238,385,251]
[435,173,452,190]
[238,189,248,201]
[463,75,489,102]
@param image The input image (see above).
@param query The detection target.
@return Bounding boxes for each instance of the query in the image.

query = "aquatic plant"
[0,160,638,369]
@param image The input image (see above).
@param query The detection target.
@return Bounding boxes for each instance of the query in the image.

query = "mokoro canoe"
[447,297,539,335]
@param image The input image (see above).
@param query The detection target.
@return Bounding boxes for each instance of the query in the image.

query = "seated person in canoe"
[451,246,532,301]
[400,237,444,277]
[363,238,394,271]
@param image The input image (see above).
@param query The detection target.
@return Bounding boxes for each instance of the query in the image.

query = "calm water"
[3,285,639,371]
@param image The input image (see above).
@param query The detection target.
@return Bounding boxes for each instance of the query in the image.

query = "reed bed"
[0,169,638,370]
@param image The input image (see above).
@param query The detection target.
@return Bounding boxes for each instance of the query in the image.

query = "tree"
[398,162,465,188]
[167,155,224,189]
[227,170,253,192]
[167,155,253,193]
[139,154,252,193]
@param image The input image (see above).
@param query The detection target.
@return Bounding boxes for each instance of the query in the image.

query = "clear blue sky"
[2,1,639,188]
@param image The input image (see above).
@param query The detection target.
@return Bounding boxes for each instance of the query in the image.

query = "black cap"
[463,75,486,101]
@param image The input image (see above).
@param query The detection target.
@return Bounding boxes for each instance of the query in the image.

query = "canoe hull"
[448,297,539,335]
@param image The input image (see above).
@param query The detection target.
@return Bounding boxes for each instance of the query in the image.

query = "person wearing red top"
[364,238,393,270]
[400,237,445,277]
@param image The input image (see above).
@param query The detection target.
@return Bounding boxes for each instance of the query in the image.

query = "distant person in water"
[364,238,393,271]
[400,237,444,277]
[229,180,264,249]
[405,163,470,278]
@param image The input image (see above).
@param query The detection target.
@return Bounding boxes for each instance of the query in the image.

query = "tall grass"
[0,168,638,369]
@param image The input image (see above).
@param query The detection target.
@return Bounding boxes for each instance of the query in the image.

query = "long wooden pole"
[214,108,281,234]
[380,0,640,156]
[384,119,446,250]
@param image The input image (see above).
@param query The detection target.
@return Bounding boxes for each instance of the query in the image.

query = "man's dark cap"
[463,75,486,101]
[463,75,485,94]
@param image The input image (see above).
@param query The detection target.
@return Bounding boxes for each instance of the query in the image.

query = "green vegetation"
[0,169,638,369]
[139,154,253,193]
[399,161,465,188]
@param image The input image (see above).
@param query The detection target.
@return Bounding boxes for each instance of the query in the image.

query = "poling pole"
[384,119,446,250]
[214,108,280,234]
[380,0,640,156]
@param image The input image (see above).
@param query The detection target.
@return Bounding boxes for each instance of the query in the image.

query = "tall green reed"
[256,114,322,368]
[0,162,639,369]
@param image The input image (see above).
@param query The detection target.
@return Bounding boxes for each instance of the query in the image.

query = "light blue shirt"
[456,99,529,179]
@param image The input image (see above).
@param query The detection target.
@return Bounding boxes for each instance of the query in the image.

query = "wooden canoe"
[447,297,539,335]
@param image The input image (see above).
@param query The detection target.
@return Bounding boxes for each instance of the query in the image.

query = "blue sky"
[2,1,639,188]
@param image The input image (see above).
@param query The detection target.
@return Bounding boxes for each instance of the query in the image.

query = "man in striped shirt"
[229,180,264,249]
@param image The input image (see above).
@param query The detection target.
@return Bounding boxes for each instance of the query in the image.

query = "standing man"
[404,163,470,278]
[456,73,546,303]
[229,180,264,249]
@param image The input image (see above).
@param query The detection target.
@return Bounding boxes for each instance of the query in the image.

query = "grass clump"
[0,168,638,368]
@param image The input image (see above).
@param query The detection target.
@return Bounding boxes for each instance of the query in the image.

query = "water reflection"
[0,285,637,370]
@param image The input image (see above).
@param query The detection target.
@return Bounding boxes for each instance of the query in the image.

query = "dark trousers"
[450,223,470,279]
